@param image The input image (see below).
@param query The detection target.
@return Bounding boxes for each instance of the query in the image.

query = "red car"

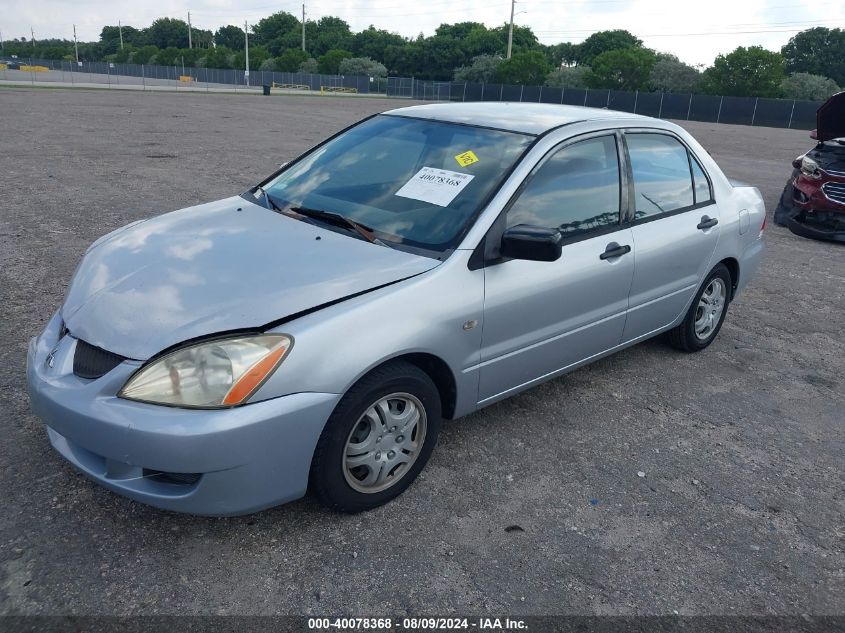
[774,91,845,242]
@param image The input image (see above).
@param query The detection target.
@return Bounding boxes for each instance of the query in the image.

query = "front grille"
[73,339,127,379]
[822,182,845,205]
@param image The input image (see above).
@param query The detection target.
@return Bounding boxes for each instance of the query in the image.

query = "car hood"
[62,196,440,360]
[817,91,845,142]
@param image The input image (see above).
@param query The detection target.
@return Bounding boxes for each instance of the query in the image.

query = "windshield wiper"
[291,206,386,246]
[254,185,282,212]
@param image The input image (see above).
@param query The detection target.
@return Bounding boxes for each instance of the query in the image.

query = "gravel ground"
[0,88,842,617]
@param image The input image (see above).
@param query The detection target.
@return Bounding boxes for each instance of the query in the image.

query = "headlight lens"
[119,334,292,408]
[800,155,821,179]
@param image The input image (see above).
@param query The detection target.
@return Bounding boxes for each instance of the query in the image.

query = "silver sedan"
[26,102,765,515]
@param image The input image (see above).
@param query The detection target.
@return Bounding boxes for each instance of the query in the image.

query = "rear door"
[621,131,720,342]
[478,133,635,404]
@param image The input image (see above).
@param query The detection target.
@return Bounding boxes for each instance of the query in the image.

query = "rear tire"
[668,263,732,353]
[310,360,441,513]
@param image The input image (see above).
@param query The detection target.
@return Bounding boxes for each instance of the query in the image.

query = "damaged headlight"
[800,155,822,180]
[119,334,293,408]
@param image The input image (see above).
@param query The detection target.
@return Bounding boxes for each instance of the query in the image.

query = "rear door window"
[626,133,694,219]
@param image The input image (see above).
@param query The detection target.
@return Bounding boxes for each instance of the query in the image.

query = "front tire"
[310,360,441,513]
[668,263,731,353]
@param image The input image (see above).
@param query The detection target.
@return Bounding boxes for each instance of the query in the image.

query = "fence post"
[519,84,523,102]
[107,63,111,88]
[716,96,723,124]
[462,82,466,102]
[560,87,565,104]
[658,92,664,118]
[500,84,503,101]
[751,97,759,126]
[606,89,611,107]
[686,93,693,120]
[787,100,795,129]
[633,90,638,114]
[141,64,145,91]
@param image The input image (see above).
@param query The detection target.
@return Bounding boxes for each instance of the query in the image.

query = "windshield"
[260,115,533,252]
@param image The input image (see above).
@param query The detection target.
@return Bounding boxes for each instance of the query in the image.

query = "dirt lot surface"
[0,88,842,617]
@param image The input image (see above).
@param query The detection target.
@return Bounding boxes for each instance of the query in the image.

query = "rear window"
[627,133,694,219]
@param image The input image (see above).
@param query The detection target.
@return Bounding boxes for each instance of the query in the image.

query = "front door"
[478,133,635,404]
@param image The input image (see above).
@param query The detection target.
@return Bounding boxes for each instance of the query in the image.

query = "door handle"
[697,215,718,230]
[599,243,631,260]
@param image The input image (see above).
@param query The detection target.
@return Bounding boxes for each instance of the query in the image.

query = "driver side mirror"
[500,224,563,262]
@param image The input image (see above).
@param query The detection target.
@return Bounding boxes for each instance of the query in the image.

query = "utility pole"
[188,11,192,49]
[118,20,124,50]
[244,21,249,86]
[301,4,306,51]
[73,24,79,63]
[0,30,4,52]
[506,0,515,59]
[31,27,36,51]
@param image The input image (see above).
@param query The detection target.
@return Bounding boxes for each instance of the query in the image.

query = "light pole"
[73,24,79,63]
[506,0,515,59]
[244,21,249,86]
[118,21,124,50]
[301,4,306,52]
[188,11,192,49]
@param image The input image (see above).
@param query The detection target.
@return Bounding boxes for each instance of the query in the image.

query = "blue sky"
[3,0,844,66]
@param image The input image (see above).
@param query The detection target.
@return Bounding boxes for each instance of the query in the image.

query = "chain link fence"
[1,58,820,130]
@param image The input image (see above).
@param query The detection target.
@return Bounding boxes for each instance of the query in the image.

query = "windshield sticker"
[395,167,475,207]
[454,150,479,167]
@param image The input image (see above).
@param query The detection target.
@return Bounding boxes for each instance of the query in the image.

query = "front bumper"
[774,174,845,243]
[26,312,341,516]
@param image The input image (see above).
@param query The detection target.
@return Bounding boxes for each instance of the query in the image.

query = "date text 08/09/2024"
[307,617,528,630]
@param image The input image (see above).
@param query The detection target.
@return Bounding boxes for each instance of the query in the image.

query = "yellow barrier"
[0,64,6,71]
[319,86,358,94]
[20,65,49,72]
[179,75,194,83]
[272,82,310,90]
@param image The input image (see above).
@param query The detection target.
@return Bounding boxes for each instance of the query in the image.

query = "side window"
[627,133,694,219]
[690,155,713,204]
[507,135,621,238]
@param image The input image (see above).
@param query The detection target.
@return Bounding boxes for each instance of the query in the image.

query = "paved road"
[0,88,842,616]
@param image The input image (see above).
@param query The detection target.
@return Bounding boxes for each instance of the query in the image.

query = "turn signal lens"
[120,334,292,408]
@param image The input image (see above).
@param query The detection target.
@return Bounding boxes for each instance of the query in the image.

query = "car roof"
[383,101,654,135]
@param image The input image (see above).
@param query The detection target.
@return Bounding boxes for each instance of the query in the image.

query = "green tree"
[145,18,190,49]
[299,57,319,73]
[351,26,406,60]
[307,17,352,57]
[495,50,551,85]
[339,56,387,77]
[702,46,785,97]
[318,49,353,74]
[453,55,501,83]
[585,47,656,90]
[100,25,140,54]
[577,30,642,65]
[781,72,840,101]
[233,45,270,71]
[131,45,159,65]
[781,27,845,87]
[649,53,701,93]
[545,65,590,88]
[202,46,233,69]
[544,42,578,68]
[274,48,309,71]
[214,25,245,51]
[252,12,299,46]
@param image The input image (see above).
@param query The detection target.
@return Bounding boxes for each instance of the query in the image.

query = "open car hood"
[816,91,845,142]
[62,197,440,360]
